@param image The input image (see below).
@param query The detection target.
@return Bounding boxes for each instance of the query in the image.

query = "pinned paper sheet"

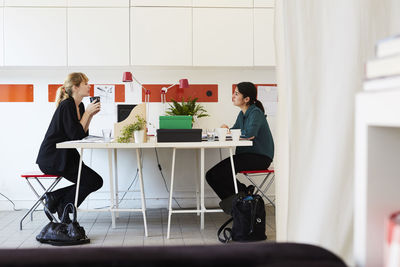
[258,86,278,116]
[95,85,115,116]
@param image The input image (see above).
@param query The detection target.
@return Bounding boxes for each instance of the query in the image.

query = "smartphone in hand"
[90,96,100,103]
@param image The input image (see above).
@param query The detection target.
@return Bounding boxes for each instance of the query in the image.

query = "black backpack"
[218,190,267,243]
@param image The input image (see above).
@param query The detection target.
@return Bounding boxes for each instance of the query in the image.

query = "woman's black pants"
[39,163,103,218]
[206,153,272,200]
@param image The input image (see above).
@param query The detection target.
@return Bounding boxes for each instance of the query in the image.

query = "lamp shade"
[179,79,189,89]
[122,72,133,82]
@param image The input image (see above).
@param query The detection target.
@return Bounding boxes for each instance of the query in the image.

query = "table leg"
[229,148,238,193]
[195,150,200,216]
[167,148,176,239]
[136,148,148,237]
[200,147,205,230]
[74,148,84,208]
[114,149,119,218]
[108,149,116,228]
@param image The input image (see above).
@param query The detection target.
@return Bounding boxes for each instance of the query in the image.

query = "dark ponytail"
[236,82,265,113]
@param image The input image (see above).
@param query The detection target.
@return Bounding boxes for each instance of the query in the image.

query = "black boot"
[43,192,58,213]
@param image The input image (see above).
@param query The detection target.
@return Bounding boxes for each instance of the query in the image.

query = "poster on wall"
[257,85,278,116]
[94,85,115,115]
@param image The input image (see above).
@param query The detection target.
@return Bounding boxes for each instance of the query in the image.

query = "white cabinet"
[4,0,66,7]
[254,0,274,7]
[193,8,253,66]
[0,8,3,66]
[131,7,192,66]
[254,8,275,66]
[193,0,252,7]
[67,0,129,7]
[68,8,129,66]
[4,7,67,66]
[131,0,192,7]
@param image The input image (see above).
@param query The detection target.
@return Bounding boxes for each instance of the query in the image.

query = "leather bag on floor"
[218,190,267,243]
[36,203,90,246]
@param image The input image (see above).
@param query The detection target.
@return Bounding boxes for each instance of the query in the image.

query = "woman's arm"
[80,101,100,133]
[241,110,263,139]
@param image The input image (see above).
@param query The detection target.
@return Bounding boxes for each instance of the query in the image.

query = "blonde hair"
[55,72,89,106]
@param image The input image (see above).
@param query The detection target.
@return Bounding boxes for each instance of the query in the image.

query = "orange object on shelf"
[141,84,218,103]
[0,84,34,102]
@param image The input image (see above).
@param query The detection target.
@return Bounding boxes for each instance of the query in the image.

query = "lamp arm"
[162,83,177,94]
[131,75,149,92]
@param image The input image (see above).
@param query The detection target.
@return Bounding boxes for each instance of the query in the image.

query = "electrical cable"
[0,192,22,211]
[154,148,182,209]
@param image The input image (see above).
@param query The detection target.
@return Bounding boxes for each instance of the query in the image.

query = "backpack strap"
[217,217,233,243]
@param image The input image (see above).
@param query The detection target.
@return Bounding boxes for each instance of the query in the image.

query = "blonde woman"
[36,72,103,221]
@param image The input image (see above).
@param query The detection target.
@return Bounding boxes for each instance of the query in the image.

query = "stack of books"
[364,34,400,91]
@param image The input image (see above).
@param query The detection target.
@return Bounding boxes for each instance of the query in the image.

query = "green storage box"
[159,116,192,129]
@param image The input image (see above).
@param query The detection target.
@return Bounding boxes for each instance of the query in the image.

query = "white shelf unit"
[67,7,130,66]
[0,7,3,66]
[4,7,67,66]
[355,90,400,267]
[130,7,192,66]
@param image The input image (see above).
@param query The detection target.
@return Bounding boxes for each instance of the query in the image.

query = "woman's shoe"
[42,192,58,214]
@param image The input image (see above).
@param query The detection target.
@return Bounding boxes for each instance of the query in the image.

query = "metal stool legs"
[245,172,275,207]
[20,176,62,230]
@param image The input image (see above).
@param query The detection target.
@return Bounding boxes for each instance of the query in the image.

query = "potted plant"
[165,97,209,124]
[117,115,147,143]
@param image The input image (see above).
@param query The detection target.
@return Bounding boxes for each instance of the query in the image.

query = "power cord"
[0,192,22,211]
[154,148,182,209]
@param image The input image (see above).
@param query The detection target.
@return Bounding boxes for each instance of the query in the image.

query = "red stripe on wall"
[48,84,125,102]
[0,85,34,102]
[141,84,218,102]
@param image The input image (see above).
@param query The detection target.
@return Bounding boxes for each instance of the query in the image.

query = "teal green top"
[231,104,274,160]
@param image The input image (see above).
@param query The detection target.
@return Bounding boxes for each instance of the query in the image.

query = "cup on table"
[216,128,228,141]
[206,128,215,141]
[102,128,112,142]
[230,129,241,141]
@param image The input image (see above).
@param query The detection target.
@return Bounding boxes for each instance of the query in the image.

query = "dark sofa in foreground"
[0,242,346,267]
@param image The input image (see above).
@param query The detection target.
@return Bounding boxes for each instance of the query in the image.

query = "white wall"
[0,67,276,210]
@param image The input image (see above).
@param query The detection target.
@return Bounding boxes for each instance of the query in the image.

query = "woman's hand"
[221,124,229,129]
[86,100,101,116]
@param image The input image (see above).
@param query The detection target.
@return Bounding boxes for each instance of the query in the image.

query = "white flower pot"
[134,130,145,143]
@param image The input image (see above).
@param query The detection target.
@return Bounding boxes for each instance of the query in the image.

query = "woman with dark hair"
[206,82,274,202]
[36,72,103,221]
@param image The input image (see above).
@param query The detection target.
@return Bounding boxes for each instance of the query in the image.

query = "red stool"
[239,169,275,207]
[20,171,62,230]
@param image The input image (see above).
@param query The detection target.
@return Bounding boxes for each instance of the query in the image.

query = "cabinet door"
[0,8,3,66]
[67,0,129,7]
[193,8,253,66]
[4,8,67,66]
[193,0,252,7]
[4,0,66,6]
[254,0,275,7]
[131,7,192,66]
[68,8,129,66]
[254,8,275,66]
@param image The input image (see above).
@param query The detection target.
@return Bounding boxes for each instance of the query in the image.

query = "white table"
[56,138,252,238]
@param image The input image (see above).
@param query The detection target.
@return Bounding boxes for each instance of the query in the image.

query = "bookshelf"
[354,90,400,267]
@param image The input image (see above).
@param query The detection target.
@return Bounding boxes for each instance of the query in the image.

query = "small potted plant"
[117,115,147,143]
[165,97,209,124]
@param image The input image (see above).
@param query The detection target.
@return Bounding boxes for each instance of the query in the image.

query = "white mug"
[216,128,228,141]
[230,129,241,141]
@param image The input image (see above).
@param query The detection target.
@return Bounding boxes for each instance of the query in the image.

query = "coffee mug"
[230,129,241,141]
[216,128,228,141]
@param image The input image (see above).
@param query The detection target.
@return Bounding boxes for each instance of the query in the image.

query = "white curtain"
[274,0,363,264]
[274,0,400,265]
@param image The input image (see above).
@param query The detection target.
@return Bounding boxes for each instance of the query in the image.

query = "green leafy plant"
[165,97,209,122]
[117,115,146,143]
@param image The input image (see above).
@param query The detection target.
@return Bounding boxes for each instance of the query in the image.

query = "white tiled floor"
[0,206,275,248]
